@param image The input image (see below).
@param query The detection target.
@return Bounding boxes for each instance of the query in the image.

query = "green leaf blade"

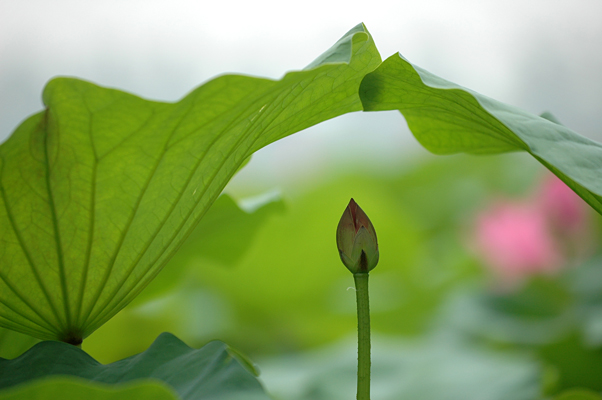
[360,53,602,214]
[0,111,67,340]
[0,24,381,341]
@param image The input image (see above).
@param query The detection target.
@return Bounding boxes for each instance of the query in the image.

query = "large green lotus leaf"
[0,377,178,400]
[0,24,381,343]
[0,332,269,400]
[0,194,282,360]
[359,53,602,215]
[0,194,283,361]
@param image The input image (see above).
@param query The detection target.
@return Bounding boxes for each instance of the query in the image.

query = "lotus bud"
[336,198,379,274]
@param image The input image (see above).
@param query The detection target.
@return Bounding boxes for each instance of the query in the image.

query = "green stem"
[354,272,371,400]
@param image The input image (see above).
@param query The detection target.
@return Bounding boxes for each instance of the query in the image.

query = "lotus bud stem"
[336,198,378,400]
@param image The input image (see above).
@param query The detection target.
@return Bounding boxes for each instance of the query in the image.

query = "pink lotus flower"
[474,201,563,283]
[472,174,591,286]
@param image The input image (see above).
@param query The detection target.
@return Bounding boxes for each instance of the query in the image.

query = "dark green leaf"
[0,332,269,400]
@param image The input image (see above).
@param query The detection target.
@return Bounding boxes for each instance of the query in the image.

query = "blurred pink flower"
[472,173,591,286]
[474,201,563,283]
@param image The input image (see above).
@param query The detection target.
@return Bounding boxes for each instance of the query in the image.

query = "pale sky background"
[1,0,601,193]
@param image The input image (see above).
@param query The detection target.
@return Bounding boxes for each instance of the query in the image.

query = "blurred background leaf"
[0,328,38,360]
[553,389,602,400]
[133,192,285,303]
[258,332,541,400]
